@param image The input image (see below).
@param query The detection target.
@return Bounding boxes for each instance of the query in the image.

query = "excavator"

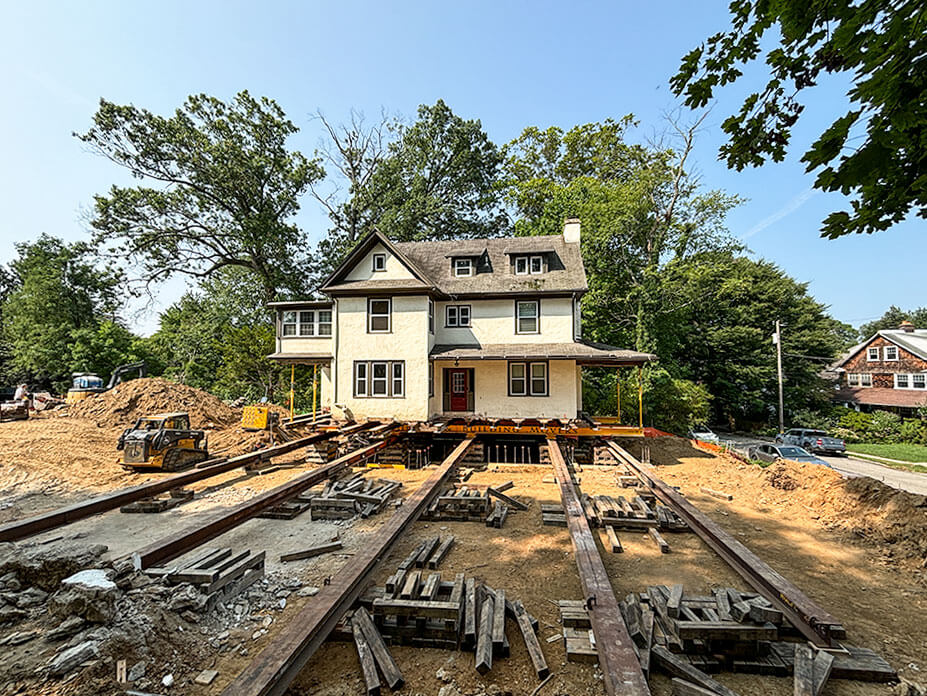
[117,412,209,471]
[66,361,147,404]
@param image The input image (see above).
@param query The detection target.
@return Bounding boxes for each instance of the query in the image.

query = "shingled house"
[268,219,654,422]
[832,321,927,415]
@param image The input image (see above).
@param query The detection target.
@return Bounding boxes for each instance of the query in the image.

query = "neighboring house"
[832,321,927,415]
[268,219,654,422]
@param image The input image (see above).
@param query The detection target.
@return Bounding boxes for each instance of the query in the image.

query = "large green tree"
[671,0,927,238]
[77,91,323,303]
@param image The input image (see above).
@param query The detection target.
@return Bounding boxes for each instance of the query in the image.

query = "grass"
[845,443,927,473]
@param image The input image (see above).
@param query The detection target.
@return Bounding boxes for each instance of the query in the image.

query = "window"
[860,373,872,387]
[354,361,405,398]
[867,347,879,361]
[281,309,331,337]
[529,255,543,274]
[368,298,391,333]
[509,361,548,396]
[372,253,386,272]
[847,373,871,387]
[896,374,909,389]
[516,300,539,334]
[428,300,434,334]
[445,304,471,327]
[895,373,927,390]
[884,345,898,361]
[453,258,473,277]
[514,255,543,275]
[514,256,528,275]
[429,364,434,397]
[914,374,926,389]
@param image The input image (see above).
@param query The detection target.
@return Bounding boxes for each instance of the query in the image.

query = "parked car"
[749,444,831,467]
[687,424,720,445]
[776,428,846,456]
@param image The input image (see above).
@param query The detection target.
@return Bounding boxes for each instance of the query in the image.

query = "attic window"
[867,347,879,361]
[372,253,387,272]
[453,258,473,277]
[514,255,544,275]
[884,345,898,361]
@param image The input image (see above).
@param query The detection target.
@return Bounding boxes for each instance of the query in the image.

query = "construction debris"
[144,547,265,609]
[421,483,521,527]
[259,473,402,520]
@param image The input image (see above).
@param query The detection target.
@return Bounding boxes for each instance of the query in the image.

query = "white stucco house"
[268,219,654,422]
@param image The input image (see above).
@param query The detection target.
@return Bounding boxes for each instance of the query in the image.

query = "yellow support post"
[637,366,644,430]
[289,364,295,421]
[616,374,621,423]
[312,363,318,422]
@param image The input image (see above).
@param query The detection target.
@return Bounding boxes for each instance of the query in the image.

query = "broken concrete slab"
[47,640,99,676]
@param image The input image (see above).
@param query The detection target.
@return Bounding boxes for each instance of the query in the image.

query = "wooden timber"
[476,593,494,675]
[279,541,342,563]
[652,646,742,696]
[513,600,549,679]
[547,438,651,696]
[352,607,404,690]
[351,616,380,696]
[219,436,475,696]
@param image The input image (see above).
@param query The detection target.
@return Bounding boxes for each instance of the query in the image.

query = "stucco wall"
[434,297,574,346]
[278,336,333,354]
[333,295,430,421]
[430,359,579,419]
[345,243,416,282]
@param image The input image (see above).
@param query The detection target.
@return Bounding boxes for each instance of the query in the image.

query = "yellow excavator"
[117,412,209,471]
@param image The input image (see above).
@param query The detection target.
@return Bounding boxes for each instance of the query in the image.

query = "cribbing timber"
[0,421,376,543]
[547,438,651,696]
[220,436,476,696]
[606,441,845,647]
[132,426,403,569]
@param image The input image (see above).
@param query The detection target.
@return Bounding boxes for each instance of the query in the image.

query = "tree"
[1,235,126,389]
[859,306,927,339]
[77,91,324,303]
[671,1,927,238]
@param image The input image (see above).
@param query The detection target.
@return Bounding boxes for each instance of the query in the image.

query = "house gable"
[319,230,435,293]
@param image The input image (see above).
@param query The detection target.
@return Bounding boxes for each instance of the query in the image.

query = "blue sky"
[2,0,923,334]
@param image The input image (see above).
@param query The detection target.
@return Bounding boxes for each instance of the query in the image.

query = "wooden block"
[749,603,783,625]
[193,669,218,686]
[513,601,548,679]
[652,646,742,696]
[279,540,343,563]
[541,513,567,527]
[372,597,460,620]
[812,649,835,696]
[352,616,381,696]
[353,607,404,690]
[700,487,733,501]
[495,481,514,492]
[676,621,777,641]
[204,551,264,594]
[487,486,528,510]
[415,537,441,568]
[604,526,622,553]
[464,578,478,649]
[633,495,655,519]
[648,527,670,553]
[563,627,598,663]
[671,678,720,696]
[667,584,684,618]
[427,536,455,569]
[794,644,814,696]
[399,570,421,599]
[476,594,494,674]
[491,589,505,653]
[419,573,441,600]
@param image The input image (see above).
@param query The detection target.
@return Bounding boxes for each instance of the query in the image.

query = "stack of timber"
[611,584,896,693]
[144,547,264,609]
[334,538,548,682]
[120,487,194,513]
[421,483,522,527]
[542,494,687,537]
[258,473,402,520]
[558,600,598,663]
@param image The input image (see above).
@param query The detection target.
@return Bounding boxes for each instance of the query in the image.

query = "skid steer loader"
[117,412,209,471]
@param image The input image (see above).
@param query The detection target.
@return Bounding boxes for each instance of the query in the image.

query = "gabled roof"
[394,234,587,296]
[834,329,927,367]
[319,229,437,294]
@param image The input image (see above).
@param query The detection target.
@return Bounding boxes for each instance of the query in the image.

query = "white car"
[687,425,720,445]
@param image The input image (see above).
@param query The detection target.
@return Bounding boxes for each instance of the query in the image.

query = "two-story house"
[832,321,927,414]
[268,219,654,422]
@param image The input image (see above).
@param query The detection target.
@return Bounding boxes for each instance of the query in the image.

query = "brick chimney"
[899,320,915,333]
[563,218,581,244]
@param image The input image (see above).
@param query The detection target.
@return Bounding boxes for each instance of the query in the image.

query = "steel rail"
[547,438,651,696]
[607,441,846,647]
[221,435,475,696]
[132,427,403,569]
[0,422,375,544]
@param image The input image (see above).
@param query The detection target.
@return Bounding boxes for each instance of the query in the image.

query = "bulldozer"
[67,361,147,404]
[117,412,209,471]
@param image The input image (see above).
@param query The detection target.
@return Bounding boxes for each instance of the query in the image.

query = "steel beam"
[547,438,651,696]
[221,435,475,696]
[132,427,403,569]
[607,441,845,646]
[0,422,376,543]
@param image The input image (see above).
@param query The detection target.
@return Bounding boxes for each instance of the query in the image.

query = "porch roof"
[834,387,927,409]
[267,352,332,364]
[429,340,655,365]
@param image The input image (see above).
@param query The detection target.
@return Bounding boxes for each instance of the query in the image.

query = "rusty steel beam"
[132,427,403,570]
[547,438,651,696]
[0,421,377,544]
[221,435,475,696]
[607,441,846,647]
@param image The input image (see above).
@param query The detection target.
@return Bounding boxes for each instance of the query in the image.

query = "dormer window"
[514,255,544,275]
[372,253,387,272]
[454,258,473,277]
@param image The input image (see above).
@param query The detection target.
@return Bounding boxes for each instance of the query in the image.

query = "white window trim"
[445,304,471,327]
[860,373,872,387]
[372,253,387,272]
[894,373,927,390]
[867,347,879,361]
[529,255,544,274]
[368,298,392,333]
[354,360,405,398]
[883,345,899,361]
[914,374,927,390]
[847,373,872,387]
[514,256,529,275]
[516,300,540,334]
[509,361,548,396]
[354,362,368,397]
[453,258,473,277]
[281,309,332,337]
[428,300,434,334]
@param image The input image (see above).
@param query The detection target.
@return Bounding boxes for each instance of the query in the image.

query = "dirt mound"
[68,378,239,428]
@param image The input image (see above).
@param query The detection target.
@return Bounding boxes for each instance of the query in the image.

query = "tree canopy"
[77,91,323,303]
[671,0,927,239]
[859,306,927,340]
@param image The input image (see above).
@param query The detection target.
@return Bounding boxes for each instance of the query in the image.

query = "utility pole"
[773,320,784,434]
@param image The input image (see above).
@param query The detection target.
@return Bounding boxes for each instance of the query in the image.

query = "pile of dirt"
[68,378,239,429]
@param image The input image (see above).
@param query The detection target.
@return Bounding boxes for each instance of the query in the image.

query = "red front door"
[448,369,469,411]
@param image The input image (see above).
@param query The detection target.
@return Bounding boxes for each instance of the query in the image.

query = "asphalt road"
[718,433,927,497]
